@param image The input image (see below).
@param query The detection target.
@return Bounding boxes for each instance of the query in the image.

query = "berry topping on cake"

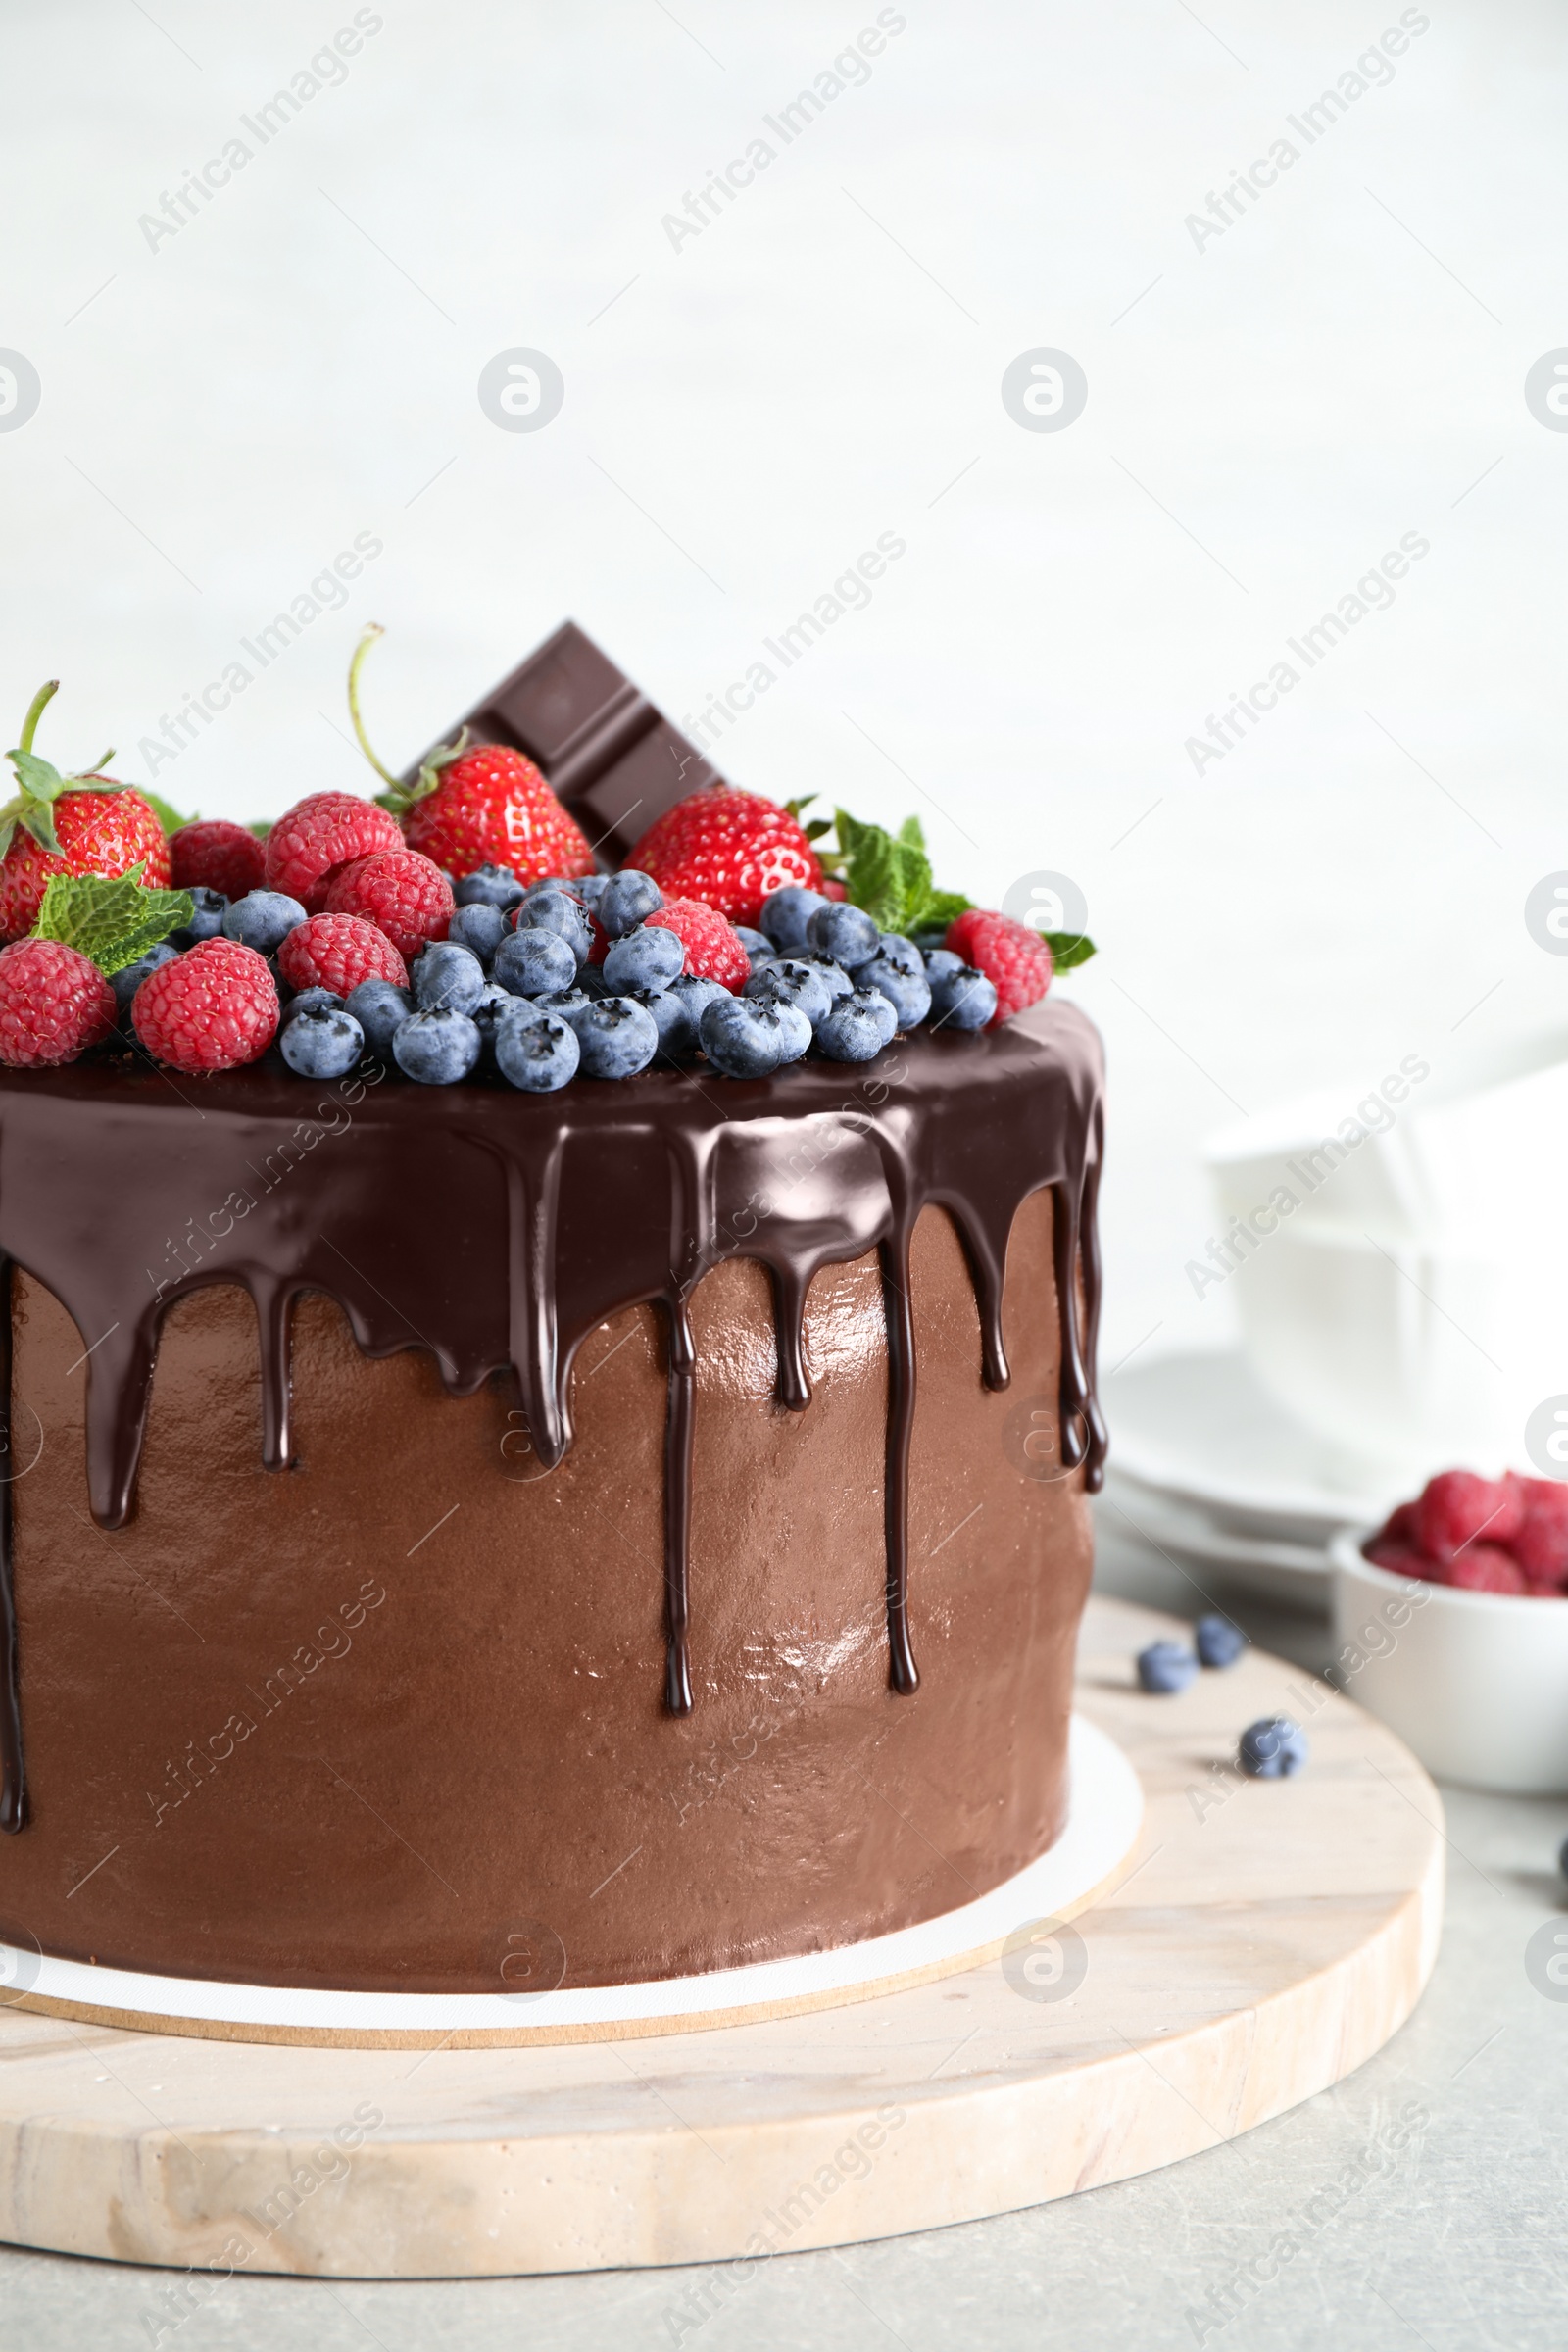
[646,900,750,992]
[132,939,279,1074]
[927,958,998,1032]
[347,627,594,884]
[411,940,486,1014]
[699,992,811,1078]
[170,819,266,902]
[0,939,116,1067]
[0,682,172,939]
[598,869,663,939]
[323,848,454,963]
[629,787,822,928]
[277,913,408,998]
[494,926,578,1000]
[264,792,403,914]
[393,1006,482,1085]
[814,987,899,1063]
[572,995,661,1080]
[447,901,507,964]
[223,891,307,956]
[495,1008,581,1093]
[944,908,1054,1025]
[280,1004,364,1080]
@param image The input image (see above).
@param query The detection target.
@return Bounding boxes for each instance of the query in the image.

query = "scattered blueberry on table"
[1136,1640,1200,1694]
[1196,1615,1248,1669]
[1238,1717,1309,1778]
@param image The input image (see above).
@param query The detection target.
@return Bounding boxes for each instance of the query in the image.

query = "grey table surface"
[4,1510,1565,2352]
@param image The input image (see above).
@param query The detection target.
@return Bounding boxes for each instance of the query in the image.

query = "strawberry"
[132,940,278,1074]
[264,792,403,913]
[0,681,171,940]
[647,898,750,991]
[324,849,453,963]
[0,938,116,1066]
[944,909,1053,1025]
[628,786,822,928]
[346,625,594,884]
[171,819,266,902]
[277,913,408,998]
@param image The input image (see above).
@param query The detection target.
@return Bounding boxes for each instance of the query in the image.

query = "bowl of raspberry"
[1330,1469,1568,1792]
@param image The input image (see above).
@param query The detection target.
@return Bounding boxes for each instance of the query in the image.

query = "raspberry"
[132,940,278,1074]
[264,793,404,913]
[278,913,408,998]
[944,909,1054,1025]
[1508,1476,1568,1584]
[628,788,822,928]
[0,938,115,1067]
[1413,1470,1521,1565]
[323,849,453,963]
[170,819,266,902]
[1446,1543,1527,1595]
[647,898,750,991]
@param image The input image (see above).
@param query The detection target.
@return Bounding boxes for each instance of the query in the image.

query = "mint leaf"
[32,867,194,976]
[247,820,271,842]
[921,888,972,931]
[1043,930,1096,972]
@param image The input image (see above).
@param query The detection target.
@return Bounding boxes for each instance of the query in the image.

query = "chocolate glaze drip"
[0,998,1104,1831]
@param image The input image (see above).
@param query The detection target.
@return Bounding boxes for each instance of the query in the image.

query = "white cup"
[1204,1031,1568,1483]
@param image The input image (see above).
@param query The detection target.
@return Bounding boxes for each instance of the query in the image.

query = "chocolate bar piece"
[404,622,724,866]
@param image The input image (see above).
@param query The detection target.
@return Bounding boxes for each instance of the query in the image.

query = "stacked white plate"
[1099,1348,1402,1606]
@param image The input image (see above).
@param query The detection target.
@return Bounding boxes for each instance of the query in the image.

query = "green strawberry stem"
[349,623,467,814]
[17,680,59,758]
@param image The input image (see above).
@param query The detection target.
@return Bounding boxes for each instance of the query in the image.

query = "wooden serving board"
[0,1598,1443,2278]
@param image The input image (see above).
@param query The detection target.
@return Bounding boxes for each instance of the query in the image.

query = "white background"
[2,0,1564,1368]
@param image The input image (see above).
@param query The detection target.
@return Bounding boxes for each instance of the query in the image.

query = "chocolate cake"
[0,633,1105,1998]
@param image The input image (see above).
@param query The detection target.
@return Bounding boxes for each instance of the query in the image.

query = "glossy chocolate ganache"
[0,998,1103,1991]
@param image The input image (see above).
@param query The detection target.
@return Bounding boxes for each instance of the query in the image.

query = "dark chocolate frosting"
[0,998,1103,1831]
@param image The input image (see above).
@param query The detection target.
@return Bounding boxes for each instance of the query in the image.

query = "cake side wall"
[0,1191,1089,1993]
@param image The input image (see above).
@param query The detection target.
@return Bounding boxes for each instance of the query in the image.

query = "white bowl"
[1330,1527,1568,1793]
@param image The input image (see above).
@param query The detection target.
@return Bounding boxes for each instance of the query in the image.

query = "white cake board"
[0,1600,1444,2277]
[3,1715,1140,2048]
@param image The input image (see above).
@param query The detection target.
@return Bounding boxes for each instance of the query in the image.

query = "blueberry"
[411,940,486,1014]
[278,986,342,1029]
[1136,1640,1199,1694]
[573,872,612,912]
[760,885,828,953]
[700,993,810,1078]
[573,994,660,1080]
[493,926,577,1000]
[280,1006,364,1079]
[112,941,178,1014]
[625,987,698,1058]
[734,925,772,972]
[928,962,998,1033]
[534,985,595,1029]
[452,863,524,910]
[662,972,728,1054]
[343,979,413,1057]
[795,953,855,1004]
[392,1006,482,1084]
[603,922,685,994]
[856,937,932,1028]
[223,890,307,956]
[598,869,663,939]
[813,988,898,1063]
[1238,1717,1309,1778]
[494,1009,580,1092]
[922,947,964,982]
[806,900,879,967]
[470,981,525,1047]
[171,885,228,947]
[1196,1615,1248,1670]
[447,902,506,965]
[745,957,832,1027]
[516,885,594,964]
